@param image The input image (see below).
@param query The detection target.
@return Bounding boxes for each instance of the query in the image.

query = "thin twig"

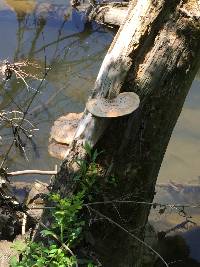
[0,139,15,168]
[28,200,200,210]
[14,69,31,91]
[85,200,200,209]
[0,61,48,167]
[165,219,196,235]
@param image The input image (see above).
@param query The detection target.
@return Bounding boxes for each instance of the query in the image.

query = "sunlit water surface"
[0,0,113,179]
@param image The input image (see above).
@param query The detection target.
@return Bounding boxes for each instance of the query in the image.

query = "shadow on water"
[147,182,200,266]
[153,227,200,266]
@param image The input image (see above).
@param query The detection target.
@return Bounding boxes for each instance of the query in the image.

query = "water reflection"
[0,0,113,178]
[152,103,200,264]
[154,229,200,266]
[5,0,36,14]
[158,79,200,183]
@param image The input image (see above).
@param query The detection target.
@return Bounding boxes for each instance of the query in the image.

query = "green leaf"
[84,142,92,158]
[41,229,54,237]
[92,149,98,162]
[11,240,27,253]
[9,256,19,267]
[49,248,58,254]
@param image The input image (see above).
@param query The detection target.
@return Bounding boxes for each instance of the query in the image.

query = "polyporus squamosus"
[48,112,83,160]
[49,92,140,160]
[86,92,140,118]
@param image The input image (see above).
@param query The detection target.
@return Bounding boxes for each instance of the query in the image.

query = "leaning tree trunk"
[36,0,200,266]
[81,2,128,27]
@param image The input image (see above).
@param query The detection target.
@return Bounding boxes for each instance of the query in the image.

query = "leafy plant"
[75,142,103,193]
[83,142,103,163]
[10,143,102,267]
[10,242,77,267]
[10,192,91,267]
[46,192,85,245]
[11,240,27,254]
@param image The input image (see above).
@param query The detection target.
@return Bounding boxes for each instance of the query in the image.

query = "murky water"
[0,0,200,264]
[159,78,200,184]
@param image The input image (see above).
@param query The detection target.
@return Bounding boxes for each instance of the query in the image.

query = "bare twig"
[0,64,48,166]
[0,60,42,90]
[22,213,27,235]
[29,200,200,210]
[7,168,57,176]
[84,200,200,209]
[165,218,196,234]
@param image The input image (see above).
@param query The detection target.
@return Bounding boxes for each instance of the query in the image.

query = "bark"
[80,2,128,27]
[37,0,200,266]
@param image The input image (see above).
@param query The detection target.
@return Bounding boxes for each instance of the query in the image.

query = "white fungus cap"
[86,92,140,118]
[49,112,83,144]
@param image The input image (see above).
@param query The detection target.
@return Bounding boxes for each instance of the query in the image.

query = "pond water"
[0,0,199,264]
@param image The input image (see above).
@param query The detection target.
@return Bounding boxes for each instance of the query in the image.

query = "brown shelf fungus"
[48,141,70,160]
[86,92,140,118]
[49,112,83,144]
[48,112,83,160]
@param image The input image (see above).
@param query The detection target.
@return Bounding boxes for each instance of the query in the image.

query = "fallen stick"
[7,169,57,176]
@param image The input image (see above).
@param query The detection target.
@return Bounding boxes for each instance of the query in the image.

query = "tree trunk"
[81,2,128,27]
[37,1,200,266]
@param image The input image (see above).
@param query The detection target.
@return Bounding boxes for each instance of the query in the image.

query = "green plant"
[83,142,103,163]
[11,240,27,254]
[10,143,101,267]
[10,192,93,267]
[74,142,103,194]
[46,192,85,244]
[10,242,77,267]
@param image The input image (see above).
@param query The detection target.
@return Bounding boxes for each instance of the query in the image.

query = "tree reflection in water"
[0,0,113,175]
[154,228,200,267]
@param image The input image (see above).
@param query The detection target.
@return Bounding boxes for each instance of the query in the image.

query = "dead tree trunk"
[80,2,128,27]
[37,0,200,266]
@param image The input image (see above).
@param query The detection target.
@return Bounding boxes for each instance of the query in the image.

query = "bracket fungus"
[49,112,83,144]
[86,92,140,117]
[48,141,70,160]
[48,112,83,160]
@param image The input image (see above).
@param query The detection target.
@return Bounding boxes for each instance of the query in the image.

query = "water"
[0,0,200,264]
[159,79,200,184]
[0,0,113,181]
